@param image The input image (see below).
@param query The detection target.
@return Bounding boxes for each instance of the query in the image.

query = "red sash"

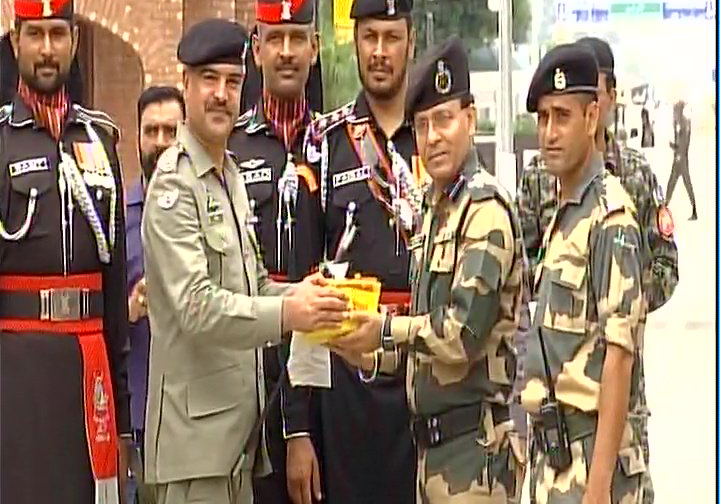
[0,273,119,504]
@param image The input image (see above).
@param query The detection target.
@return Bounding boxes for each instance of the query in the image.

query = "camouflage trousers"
[529,421,651,504]
[417,423,525,503]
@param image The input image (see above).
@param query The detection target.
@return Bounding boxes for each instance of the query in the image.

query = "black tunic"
[0,96,130,504]
[294,93,417,504]
[228,99,324,504]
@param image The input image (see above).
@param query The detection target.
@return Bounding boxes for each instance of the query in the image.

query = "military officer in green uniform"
[330,36,526,503]
[519,44,650,504]
[141,19,347,504]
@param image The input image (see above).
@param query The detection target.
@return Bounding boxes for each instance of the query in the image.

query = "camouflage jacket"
[517,132,678,312]
[384,150,523,417]
[520,155,645,421]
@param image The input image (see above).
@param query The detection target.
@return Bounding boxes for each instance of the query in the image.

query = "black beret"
[406,36,472,116]
[576,36,614,73]
[526,43,599,113]
[350,0,413,20]
[256,0,314,25]
[178,19,250,67]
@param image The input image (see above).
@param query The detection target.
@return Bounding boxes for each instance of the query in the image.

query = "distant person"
[666,100,697,220]
[641,107,654,147]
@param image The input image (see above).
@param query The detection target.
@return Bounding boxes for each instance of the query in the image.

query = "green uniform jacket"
[142,124,293,484]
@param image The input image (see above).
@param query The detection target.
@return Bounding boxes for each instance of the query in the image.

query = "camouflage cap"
[526,43,599,113]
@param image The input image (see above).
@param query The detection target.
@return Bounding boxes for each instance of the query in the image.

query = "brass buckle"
[39,288,90,321]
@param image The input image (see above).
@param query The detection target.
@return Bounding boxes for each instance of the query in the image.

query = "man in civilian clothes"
[125,85,185,503]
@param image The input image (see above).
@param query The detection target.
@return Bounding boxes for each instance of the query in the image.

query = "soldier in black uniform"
[0,1,130,503]
[227,2,323,503]
[293,0,419,503]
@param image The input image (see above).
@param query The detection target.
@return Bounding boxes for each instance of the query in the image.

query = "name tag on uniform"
[242,168,272,185]
[9,157,49,177]
[409,234,425,251]
[333,166,371,188]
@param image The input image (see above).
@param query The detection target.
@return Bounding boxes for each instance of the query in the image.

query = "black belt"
[532,410,597,453]
[0,289,104,321]
[412,403,511,449]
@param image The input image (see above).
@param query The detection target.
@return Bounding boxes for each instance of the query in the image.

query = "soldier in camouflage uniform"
[518,37,678,310]
[520,44,650,504]
[331,37,525,503]
[516,39,675,504]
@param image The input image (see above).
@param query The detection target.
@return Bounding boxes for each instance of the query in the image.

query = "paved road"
[520,116,717,503]
[641,118,716,504]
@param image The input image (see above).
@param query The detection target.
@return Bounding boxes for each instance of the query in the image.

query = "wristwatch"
[380,312,394,351]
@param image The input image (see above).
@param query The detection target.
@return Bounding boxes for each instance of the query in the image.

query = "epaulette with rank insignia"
[599,173,635,216]
[306,101,356,144]
[234,108,254,130]
[0,104,11,125]
[74,104,121,142]
[156,144,183,174]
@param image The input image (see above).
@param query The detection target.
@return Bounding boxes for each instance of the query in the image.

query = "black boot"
[689,207,698,221]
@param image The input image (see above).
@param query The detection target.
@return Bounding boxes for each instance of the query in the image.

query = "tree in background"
[319,0,361,111]
[413,0,531,55]
[318,0,532,111]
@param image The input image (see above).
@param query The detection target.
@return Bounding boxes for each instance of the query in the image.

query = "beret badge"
[435,60,452,95]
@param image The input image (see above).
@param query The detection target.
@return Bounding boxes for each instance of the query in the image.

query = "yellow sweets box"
[299,276,381,344]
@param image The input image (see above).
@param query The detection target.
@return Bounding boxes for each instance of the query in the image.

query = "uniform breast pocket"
[89,186,112,221]
[428,230,456,307]
[331,179,374,213]
[245,179,274,218]
[186,365,247,419]
[8,170,56,238]
[331,180,374,243]
[429,229,456,273]
[544,261,588,335]
[203,225,230,285]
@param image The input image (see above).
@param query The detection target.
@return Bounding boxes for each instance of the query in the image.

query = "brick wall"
[184,0,234,30]
[236,0,256,27]
[91,24,143,184]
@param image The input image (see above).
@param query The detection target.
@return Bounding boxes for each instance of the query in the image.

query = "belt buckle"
[40,288,89,321]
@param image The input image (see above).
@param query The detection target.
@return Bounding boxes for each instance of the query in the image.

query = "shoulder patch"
[74,104,120,141]
[308,100,356,142]
[157,145,182,174]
